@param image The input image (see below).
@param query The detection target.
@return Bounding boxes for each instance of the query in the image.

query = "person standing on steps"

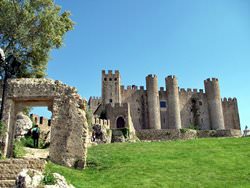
[31,125,40,148]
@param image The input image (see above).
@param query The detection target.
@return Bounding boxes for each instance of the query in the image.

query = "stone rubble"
[15,112,33,139]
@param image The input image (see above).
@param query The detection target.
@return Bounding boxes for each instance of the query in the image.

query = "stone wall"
[96,71,240,134]
[1,78,88,168]
[136,129,197,141]
[121,86,147,129]
[88,97,102,113]
[179,89,211,130]
[197,129,241,138]
[0,158,46,188]
[136,129,241,141]
[222,98,241,130]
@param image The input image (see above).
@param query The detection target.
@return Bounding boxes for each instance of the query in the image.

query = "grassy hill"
[47,137,250,188]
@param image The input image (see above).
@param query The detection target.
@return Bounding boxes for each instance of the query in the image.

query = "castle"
[89,70,240,131]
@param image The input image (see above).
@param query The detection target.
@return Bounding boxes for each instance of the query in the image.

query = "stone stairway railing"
[0,158,46,188]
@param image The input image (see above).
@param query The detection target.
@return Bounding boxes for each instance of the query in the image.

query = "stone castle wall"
[121,86,148,129]
[222,98,241,129]
[95,70,241,131]
[92,117,110,128]
[178,89,211,130]
[30,114,50,127]
[0,159,46,188]
[136,129,241,141]
[1,78,88,168]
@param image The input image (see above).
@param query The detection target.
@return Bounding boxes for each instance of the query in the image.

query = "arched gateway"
[0,78,88,168]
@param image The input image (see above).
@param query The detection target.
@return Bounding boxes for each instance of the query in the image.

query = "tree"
[0,0,74,78]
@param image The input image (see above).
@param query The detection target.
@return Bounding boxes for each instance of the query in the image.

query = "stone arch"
[116,116,125,128]
[0,79,88,168]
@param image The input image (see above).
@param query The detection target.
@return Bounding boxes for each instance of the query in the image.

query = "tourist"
[31,125,40,148]
[243,125,248,137]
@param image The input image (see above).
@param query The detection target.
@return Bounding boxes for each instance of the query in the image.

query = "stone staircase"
[0,158,46,188]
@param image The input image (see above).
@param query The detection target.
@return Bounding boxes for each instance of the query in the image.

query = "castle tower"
[146,74,161,129]
[204,78,225,130]
[102,70,121,106]
[166,75,181,129]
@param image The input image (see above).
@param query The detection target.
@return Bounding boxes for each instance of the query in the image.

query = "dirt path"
[23,147,49,159]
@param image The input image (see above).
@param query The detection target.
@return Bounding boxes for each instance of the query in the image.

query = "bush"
[180,128,189,134]
[121,128,130,139]
[13,140,26,158]
[43,170,56,185]
[20,136,34,148]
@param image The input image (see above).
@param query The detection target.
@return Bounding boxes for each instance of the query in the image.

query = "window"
[109,78,112,81]
[160,101,167,108]
[109,99,113,103]
[104,78,107,81]
[114,78,117,81]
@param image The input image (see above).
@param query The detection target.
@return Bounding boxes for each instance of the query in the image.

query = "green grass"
[13,140,26,158]
[47,137,250,188]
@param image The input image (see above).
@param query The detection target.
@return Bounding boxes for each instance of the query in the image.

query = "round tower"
[146,74,161,129]
[166,75,181,129]
[204,78,225,130]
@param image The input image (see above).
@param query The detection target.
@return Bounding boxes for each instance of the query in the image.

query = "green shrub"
[180,128,189,134]
[13,140,26,158]
[20,136,34,148]
[43,170,56,185]
[121,128,130,139]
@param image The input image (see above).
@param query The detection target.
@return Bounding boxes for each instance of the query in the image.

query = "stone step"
[0,174,17,180]
[0,180,16,188]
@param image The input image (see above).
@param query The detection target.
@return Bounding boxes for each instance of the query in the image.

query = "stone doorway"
[116,116,125,128]
[1,79,88,168]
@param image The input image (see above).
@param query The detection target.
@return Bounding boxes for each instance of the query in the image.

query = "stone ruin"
[0,78,88,168]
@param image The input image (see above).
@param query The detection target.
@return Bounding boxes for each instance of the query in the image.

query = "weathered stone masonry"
[90,70,241,131]
[0,79,88,168]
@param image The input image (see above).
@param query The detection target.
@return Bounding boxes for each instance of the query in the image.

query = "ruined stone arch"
[0,78,88,168]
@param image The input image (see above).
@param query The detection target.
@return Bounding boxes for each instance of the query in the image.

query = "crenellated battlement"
[146,74,157,79]
[166,75,177,80]
[222,97,237,103]
[204,78,219,84]
[179,88,204,95]
[102,70,120,79]
[89,96,102,100]
[121,85,145,92]
[92,117,110,128]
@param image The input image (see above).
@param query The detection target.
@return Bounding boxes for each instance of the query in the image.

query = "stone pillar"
[204,78,225,130]
[146,75,161,129]
[1,99,16,157]
[166,75,181,129]
[49,97,88,168]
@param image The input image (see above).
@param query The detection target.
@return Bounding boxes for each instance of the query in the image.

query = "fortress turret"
[166,76,181,129]
[204,78,225,130]
[102,70,121,106]
[146,74,161,129]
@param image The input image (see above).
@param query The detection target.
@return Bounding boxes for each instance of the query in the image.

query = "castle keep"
[89,70,240,131]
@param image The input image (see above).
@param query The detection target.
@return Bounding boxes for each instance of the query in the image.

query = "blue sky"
[32,0,250,130]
